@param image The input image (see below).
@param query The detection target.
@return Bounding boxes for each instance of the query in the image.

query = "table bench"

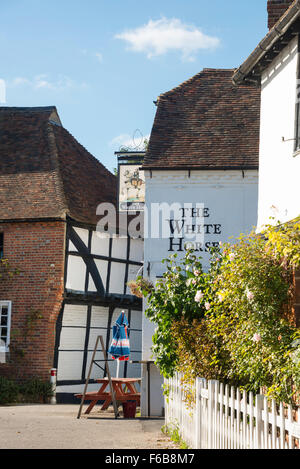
[75,377,141,414]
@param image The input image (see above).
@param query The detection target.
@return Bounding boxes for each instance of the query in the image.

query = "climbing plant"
[134,219,300,404]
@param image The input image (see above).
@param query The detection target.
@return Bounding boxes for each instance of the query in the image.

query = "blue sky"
[1,0,267,172]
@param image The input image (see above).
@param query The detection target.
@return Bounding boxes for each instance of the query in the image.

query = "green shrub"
[142,252,213,378]
[138,220,300,405]
[19,379,53,403]
[0,377,20,405]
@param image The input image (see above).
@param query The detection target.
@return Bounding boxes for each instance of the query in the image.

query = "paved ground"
[0,404,175,449]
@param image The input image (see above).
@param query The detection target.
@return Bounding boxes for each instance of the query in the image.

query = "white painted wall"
[141,169,258,416]
[144,169,258,275]
[66,227,143,296]
[257,36,300,230]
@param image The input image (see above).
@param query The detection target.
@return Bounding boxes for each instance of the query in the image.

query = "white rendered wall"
[141,169,258,416]
[257,36,300,230]
[144,170,258,275]
[66,227,143,296]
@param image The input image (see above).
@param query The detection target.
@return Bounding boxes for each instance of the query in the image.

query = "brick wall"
[0,221,66,382]
[267,0,294,29]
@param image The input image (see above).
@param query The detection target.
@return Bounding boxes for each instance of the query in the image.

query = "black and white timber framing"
[54,220,143,403]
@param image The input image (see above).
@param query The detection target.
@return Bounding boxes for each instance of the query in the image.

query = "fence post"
[255,394,264,449]
[195,378,200,449]
[208,381,213,449]
[208,380,218,449]
[164,378,168,429]
[178,374,182,433]
[195,378,205,449]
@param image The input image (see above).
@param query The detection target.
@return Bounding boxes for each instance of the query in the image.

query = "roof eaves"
[141,165,259,171]
[0,106,58,114]
[232,0,300,85]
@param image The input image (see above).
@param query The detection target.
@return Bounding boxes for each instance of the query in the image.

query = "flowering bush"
[209,231,300,402]
[265,216,300,268]
[128,278,154,299]
[137,221,300,404]
[140,252,215,378]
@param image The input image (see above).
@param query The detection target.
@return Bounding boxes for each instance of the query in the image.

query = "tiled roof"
[143,69,260,170]
[0,106,117,225]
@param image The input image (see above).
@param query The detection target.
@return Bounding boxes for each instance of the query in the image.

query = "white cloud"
[110,132,150,150]
[11,77,31,86]
[9,74,88,91]
[115,17,220,61]
[34,74,55,89]
[35,74,78,90]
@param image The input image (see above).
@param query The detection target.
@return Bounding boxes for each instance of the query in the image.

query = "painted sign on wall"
[167,206,222,253]
[143,170,259,277]
[119,164,145,212]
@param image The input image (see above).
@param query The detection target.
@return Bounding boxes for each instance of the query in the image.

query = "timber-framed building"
[0,106,143,402]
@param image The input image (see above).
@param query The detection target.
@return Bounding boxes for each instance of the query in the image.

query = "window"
[0,301,12,352]
[0,233,3,259]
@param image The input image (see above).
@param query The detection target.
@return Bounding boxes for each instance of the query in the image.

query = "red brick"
[267,1,294,29]
[0,221,65,382]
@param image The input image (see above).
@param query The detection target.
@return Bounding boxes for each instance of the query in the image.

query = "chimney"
[267,0,294,29]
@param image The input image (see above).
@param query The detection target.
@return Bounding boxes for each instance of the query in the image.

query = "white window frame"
[0,301,12,352]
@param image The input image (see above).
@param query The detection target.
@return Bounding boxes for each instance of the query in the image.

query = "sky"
[0,0,268,172]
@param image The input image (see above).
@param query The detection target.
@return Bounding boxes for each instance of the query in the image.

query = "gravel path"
[0,404,175,450]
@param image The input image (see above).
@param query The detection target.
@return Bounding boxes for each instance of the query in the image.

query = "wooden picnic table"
[75,377,141,415]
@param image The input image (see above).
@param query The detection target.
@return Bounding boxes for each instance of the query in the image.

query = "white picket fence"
[165,374,300,449]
